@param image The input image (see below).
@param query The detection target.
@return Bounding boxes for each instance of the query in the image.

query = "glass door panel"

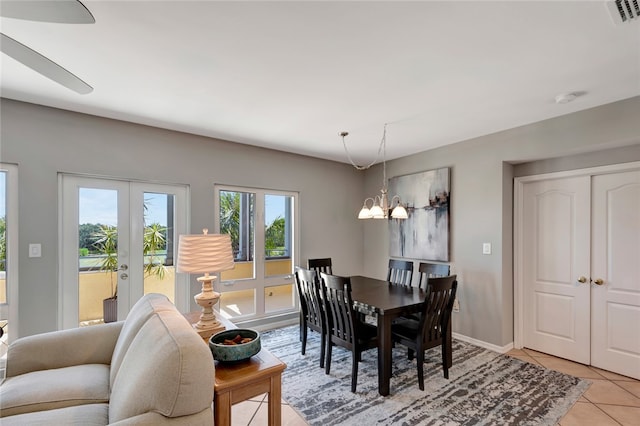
[264,193,295,314]
[142,192,176,302]
[264,283,295,313]
[219,289,256,319]
[78,187,120,325]
[219,190,257,320]
[264,194,293,278]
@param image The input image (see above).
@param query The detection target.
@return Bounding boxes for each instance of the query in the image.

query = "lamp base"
[193,320,225,341]
[193,274,226,340]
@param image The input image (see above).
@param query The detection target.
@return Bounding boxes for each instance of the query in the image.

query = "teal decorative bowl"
[209,329,261,362]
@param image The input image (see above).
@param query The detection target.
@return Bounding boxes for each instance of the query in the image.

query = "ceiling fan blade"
[1,33,93,94]
[0,0,95,24]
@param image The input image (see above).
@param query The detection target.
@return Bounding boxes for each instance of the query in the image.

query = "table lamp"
[176,229,235,339]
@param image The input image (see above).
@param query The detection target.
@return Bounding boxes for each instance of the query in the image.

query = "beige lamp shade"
[176,231,235,274]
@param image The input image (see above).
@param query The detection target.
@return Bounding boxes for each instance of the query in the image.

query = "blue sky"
[265,194,286,225]
[4,183,285,226]
[79,189,167,226]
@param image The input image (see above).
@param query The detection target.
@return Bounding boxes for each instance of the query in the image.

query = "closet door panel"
[591,170,640,379]
[522,177,591,363]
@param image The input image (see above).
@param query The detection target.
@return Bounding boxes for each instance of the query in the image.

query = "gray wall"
[362,96,640,347]
[2,96,639,346]
[0,99,366,338]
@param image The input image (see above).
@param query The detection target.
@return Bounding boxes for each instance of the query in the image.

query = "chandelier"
[341,124,408,220]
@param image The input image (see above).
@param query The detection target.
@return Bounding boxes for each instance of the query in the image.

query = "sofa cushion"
[0,403,109,426]
[109,293,175,385]
[108,309,214,423]
[0,364,110,417]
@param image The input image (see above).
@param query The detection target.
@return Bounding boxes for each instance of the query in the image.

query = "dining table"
[349,275,453,396]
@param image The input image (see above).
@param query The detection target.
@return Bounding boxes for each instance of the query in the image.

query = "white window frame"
[214,184,300,322]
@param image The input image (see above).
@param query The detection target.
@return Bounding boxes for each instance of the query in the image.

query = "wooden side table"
[183,312,287,426]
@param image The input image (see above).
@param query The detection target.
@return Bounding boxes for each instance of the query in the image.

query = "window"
[215,186,298,321]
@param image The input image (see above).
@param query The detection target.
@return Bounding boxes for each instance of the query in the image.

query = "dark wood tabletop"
[350,275,424,315]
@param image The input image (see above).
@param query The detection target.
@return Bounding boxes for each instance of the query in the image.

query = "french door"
[60,175,189,329]
[214,185,299,322]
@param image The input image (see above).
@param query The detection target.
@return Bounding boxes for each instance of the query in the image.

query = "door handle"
[120,264,128,271]
[593,278,604,286]
[577,276,588,283]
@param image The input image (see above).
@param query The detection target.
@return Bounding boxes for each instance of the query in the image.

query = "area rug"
[261,326,590,426]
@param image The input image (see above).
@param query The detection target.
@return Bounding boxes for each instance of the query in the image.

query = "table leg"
[377,313,392,396]
[214,391,231,426]
[267,374,282,426]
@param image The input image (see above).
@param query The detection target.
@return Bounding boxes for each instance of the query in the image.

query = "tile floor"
[229,348,640,425]
[507,348,640,426]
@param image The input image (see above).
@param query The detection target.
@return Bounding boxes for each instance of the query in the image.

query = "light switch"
[482,243,491,255]
[29,243,42,258]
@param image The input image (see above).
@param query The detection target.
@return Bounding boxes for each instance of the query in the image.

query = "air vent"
[607,0,639,24]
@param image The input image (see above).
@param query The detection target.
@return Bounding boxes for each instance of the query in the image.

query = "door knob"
[593,278,604,286]
[577,276,588,283]
[120,264,128,271]
[120,273,128,280]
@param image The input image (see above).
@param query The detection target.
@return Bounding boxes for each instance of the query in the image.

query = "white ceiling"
[1,1,639,164]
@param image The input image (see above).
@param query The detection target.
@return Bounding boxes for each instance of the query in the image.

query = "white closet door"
[522,176,591,363]
[591,170,640,379]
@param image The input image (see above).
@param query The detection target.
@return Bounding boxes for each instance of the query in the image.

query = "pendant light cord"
[341,123,388,172]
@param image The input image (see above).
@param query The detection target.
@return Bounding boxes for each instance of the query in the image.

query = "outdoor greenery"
[219,191,287,258]
[143,223,167,279]
[265,217,285,256]
[86,222,168,297]
[91,224,119,297]
[220,191,246,256]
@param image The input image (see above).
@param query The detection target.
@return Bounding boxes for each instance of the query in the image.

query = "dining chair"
[320,272,378,393]
[294,267,327,368]
[307,258,333,275]
[391,275,457,390]
[387,259,414,287]
[417,262,450,290]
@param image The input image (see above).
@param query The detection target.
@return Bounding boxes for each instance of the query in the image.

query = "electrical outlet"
[452,298,460,312]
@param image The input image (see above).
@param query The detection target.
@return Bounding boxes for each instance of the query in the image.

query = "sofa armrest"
[5,321,124,377]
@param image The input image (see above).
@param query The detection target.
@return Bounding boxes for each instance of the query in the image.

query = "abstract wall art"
[388,167,450,261]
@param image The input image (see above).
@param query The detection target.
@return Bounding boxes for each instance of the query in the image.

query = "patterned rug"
[261,325,590,426]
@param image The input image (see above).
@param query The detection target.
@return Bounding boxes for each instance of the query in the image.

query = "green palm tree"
[143,222,167,279]
[92,225,118,297]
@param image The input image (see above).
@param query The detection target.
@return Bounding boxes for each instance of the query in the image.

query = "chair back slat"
[418,275,457,344]
[295,267,324,329]
[387,259,414,287]
[308,258,333,275]
[417,262,451,290]
[320,273,356,347]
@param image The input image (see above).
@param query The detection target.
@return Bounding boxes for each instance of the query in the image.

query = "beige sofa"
[0,293,214,425]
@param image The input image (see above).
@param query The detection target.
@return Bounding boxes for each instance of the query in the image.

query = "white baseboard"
[452,332,514,354]
[238,317,516,354]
